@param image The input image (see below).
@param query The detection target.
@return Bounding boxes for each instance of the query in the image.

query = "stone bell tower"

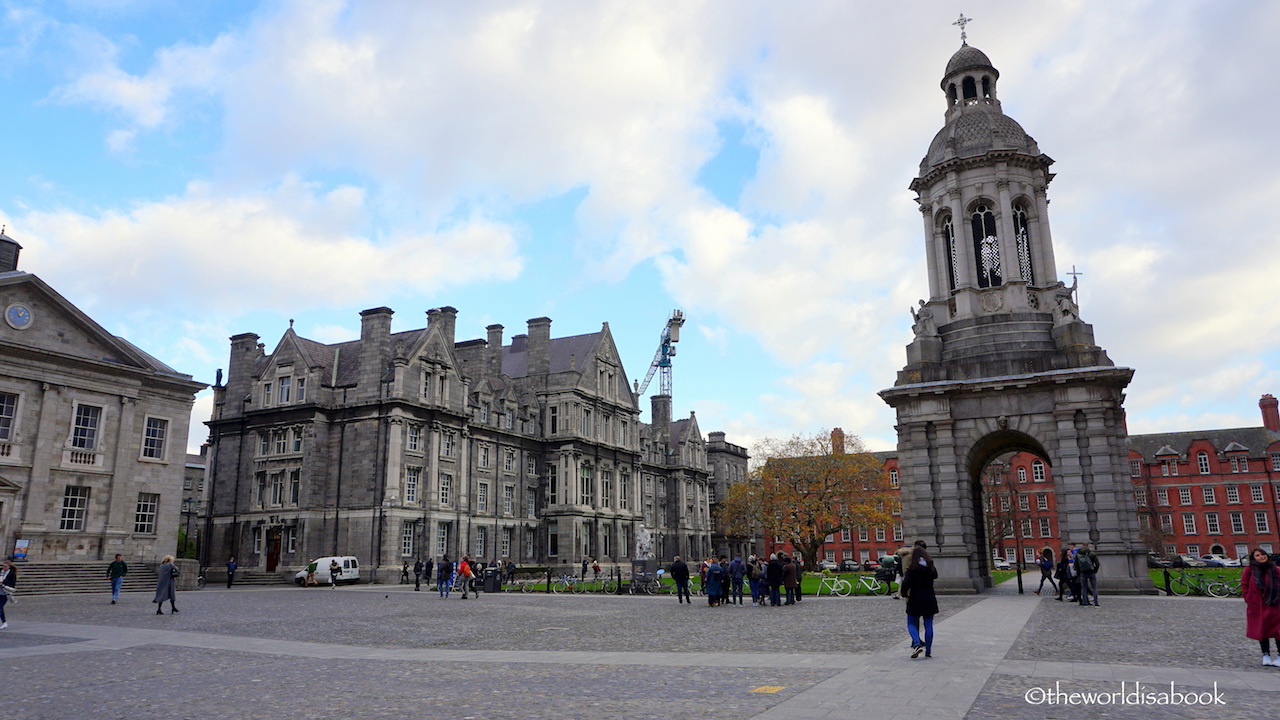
[880,35,1153,594]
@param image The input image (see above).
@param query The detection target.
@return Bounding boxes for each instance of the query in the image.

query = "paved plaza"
[0,579,1277,719]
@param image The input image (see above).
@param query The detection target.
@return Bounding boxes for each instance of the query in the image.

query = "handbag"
[170,566,181,579]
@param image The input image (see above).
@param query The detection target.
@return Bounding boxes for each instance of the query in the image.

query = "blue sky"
[2,1,1279,455]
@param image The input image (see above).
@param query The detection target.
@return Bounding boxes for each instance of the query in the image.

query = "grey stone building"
[0,233,205,562]
[203,307,722,580]
[707,430,752,559]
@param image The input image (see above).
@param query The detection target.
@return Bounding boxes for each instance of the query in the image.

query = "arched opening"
[941,213,958,291]
[1012,201,1035,283]
[970,202,1002,288]
[962,76,978,101]
[965,431,1055,590]
[948,83,958,106]
[982,75,991,99]
[1210,544,1226,555]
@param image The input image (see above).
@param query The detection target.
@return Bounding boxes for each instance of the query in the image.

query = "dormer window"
[278,377,291,404]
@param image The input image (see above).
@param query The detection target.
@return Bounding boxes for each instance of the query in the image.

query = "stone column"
[1033,184,1059,283]
[21,383,62,535]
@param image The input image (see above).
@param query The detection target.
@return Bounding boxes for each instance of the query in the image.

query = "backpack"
[1076,552,1095,574]
[1039,557,1052,572]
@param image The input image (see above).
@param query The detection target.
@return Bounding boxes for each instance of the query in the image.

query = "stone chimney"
[831,428,846,454]
[528,317,552,376]
[225,333,261,415]
[486,324,504,378]
[437,306,458,346]
[651,394,672,446]
[359,307,394,396]
[1262,394,1280,432]
[509,333,528,353]
[0,229,21,272]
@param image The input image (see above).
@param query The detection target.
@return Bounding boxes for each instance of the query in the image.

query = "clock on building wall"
[5,303,33,330]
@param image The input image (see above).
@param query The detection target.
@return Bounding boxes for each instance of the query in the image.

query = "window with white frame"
[619,472,631,510]
[1198,451,1210,474]
[1135,488,1147,507]
[479,445,490,468]
[1130,459,1142,477]
[1160,514,1174,533]
[1018,495,1029,511]
[259,433,270,456]
[436,523,450,555]
[278,377,291,404]
[0,391,18,440]
[1021,518,1032,538]
[600,470,612,508]
[893,524,903,542]
[442,433,454,457]
[253,528,262,554]
[60,486,90,530]
[134,492,159,534]
[1179,487,1192,505]
[262,382,272,406]
[889,468,899,487]
[476,526,487,557]
[1037,493,1048,510]
[1257,512,1271,534]
[1272,453,1280,472]
[525,528,535,556]
[504,449,515,473]
[401,521,415,556]
[407,425,421,452]
[254,472,266,507]
[270,472,285,506]
[580,466,593,505]
[1202,486,1216,504]
[480,404,489,423]
[526,458,536,475]
[1039,517,1052,537]
[1156,488,1170,505]
[875,527,886,542]
[1138,514,1151,529]
[1182,513,1196,534]
[1186,543,1200,556]
[274,430,287,454]
[1206,512,1220,534]
[858,526,868,542]
[1252,485,1265,503]
[582,409,592,437]
[477,482,489,512]
[528,492,536,518]
[439,473,452,505]
[142,417,168,459]
[1230,511,1245,534]
[1032,460,1045,481]
[286,526,297,553]
[292,427,303,453]
[841,528,851,542]
[405,467,420,504]
[71,404,102,450]
[289,470,300,505]
[1017,467,1027,483]
[296,377,306,402]
[1227,485,1240,503]
[502,527,512,557]
[503,485,513,515]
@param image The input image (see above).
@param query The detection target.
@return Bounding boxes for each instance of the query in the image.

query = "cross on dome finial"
[953,13,972,45]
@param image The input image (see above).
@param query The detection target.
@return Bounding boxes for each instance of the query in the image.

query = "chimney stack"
[831,428,846,455]
[359,307,394,397]
[486,324,504,378]
[1262,394,1280,432]
[528,317,551,376]
[651,395,672,446]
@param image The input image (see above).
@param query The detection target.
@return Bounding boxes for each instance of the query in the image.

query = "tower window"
[970,204,1002,288]
[1012,202,1034,283]
[962,76,977,101]
[942,215,958,291]
[982,76,991,98]
[948,83,958,106]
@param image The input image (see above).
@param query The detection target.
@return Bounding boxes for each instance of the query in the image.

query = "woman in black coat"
[899,546,938,659]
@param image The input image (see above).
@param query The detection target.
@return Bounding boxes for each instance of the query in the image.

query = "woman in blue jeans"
[900,544,938,658]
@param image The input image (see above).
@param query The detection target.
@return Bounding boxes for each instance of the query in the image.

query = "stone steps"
[8,562,160,597]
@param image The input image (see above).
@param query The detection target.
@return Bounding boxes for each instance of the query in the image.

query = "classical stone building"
[879,40,1152,593]
[0,233,205,562]
[707,430,752,559]
[203,307,722,580]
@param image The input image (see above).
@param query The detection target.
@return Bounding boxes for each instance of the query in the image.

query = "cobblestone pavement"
[0,583,1276,719]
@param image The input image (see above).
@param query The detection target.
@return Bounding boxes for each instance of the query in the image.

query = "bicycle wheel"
[834,580,853,597]
[572,580,587,594]
[552,580,567,594]
[196,576,207,590]
[870,578,890,596]
[603,579,618,594]
[1207,582,1231,598]
[521,579,535,593]
[1169,576,1192,596]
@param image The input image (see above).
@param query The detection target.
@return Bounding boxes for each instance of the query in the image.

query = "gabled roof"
[502,331,602,379]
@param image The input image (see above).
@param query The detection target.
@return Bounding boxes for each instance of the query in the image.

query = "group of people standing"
[1028,542,1101,607]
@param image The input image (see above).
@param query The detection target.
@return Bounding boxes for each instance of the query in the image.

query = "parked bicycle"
[816,572,853,597]
[630,569,665,595]
[551,574,580,594]
[195,567,207,590]
[1167,569,1230,598]
[852,572,890,596]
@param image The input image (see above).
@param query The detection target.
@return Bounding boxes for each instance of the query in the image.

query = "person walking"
[400,562,411,584]
[766,553,784,607]
[1034,547,1057,596]
[153,555,179,615]
[1076,542,1100,607]
[328,558,341,588]
[413,559,424,591]
[1242,547,1280,666]
[892,544,912,599]
[1054,546,1074,602]
[0,560,16,628]
[424,557,435,590]
[304,560,319,587]
[459,555,475,599]
[670,555,691,604]
[900,544,938,658]
[437,554,453,598]
[225,556,237,588]
[781,554,798,605]
[107,554,128,604]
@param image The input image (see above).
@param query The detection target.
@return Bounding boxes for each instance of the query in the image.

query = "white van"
[294,556,361,585]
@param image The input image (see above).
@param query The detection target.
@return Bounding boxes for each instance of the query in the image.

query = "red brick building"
[766,396,1280,568]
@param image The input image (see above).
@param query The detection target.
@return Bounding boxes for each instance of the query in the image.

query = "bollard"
[1163,568,1172,596]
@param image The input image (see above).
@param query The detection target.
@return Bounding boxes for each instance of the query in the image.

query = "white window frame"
[1181,513,1196,535]
[70,403,103,450]
[406,467,420,504]
[1038,517,1052,537]
[141,415,169,461]
[134,492,159,534]
[401,521,415,557]
[478,482,489,512]
[1257,512,1271,534]
[1198,451,1210,474]
[1206,512,1220,535]
[1178,487,1192,505]
[1202,486,1216,504]
[60,485,90,530]
[439,473,452,505]
[0,390,20,441]
[1032,460,1045,482]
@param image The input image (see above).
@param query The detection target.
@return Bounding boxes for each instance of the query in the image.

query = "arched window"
[1032,460,1046,482]
[948,83,958,106]
[962,76,977,101]
[970,203,1002,288]
[981,76,991,99]
[1017,467,1027,483]
[942,214,958,291]
[1198,451,1210,474]
[1012,201,1034,283]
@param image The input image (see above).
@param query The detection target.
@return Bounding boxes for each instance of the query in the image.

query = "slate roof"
[502,331,601,379]
[1126,427,1280,460]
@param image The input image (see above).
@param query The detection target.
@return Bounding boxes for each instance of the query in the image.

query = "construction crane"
[635,310,685,398]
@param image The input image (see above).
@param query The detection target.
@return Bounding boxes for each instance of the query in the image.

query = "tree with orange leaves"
[716,431,895,571]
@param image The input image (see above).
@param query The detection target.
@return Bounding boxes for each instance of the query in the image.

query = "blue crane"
[636,310,685,398]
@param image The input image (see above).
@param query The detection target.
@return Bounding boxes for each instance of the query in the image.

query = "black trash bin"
[483,567,502,593]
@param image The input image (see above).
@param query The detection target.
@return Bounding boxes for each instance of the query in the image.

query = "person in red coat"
[1242,547,1280,666]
